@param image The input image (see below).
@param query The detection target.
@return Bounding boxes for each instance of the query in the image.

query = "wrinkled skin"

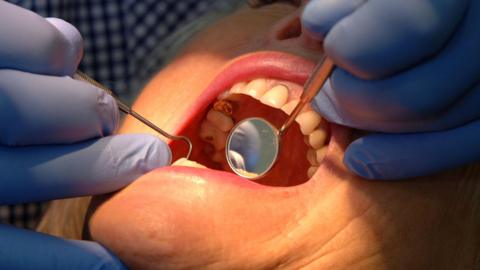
[88,2,480,269]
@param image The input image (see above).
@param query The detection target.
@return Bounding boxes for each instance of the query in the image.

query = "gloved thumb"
[344,120,480,180]
[0,134,172,204]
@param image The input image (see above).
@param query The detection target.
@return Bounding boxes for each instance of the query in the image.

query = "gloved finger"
[312,1,480,132]
[0,69,118,146]
[343,119,480,180]
[314,81,480,133]
[302,0,367,40]
[45,17,83,75]
[0,224,127,270]
[0,134,171,204]
[323,0,469,79]
[0,1,83,76]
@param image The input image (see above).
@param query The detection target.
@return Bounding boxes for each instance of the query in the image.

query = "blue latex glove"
[0,2,171,269]
[302,0,480,179]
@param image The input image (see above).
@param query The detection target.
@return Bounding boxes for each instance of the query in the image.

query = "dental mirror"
[226,118,279,179]
[226,56,334,179]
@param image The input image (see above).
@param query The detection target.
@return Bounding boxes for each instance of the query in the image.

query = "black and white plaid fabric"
[7,0,238,100]
[1,0,244,230]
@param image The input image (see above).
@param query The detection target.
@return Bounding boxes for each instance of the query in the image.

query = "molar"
[206,110,234,132]
[307,149,318,166]
[316,147,328,164]
[200,121,227,150]
[308,129,327,149]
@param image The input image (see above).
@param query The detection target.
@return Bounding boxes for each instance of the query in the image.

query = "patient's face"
[88,2,480,269]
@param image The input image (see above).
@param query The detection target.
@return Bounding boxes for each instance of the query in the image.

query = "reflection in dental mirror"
[226,118,280,179]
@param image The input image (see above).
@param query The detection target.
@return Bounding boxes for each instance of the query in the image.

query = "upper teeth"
[260,84,289,108]
[295,111,322,135]
[199,78,329,178]
[281,100,299,115]
[245,78,268,98]
[308,129,327,149]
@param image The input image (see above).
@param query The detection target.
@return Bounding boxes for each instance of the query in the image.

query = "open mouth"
[168,51,332,187]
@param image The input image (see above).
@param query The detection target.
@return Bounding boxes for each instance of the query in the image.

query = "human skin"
[87,2,480,269]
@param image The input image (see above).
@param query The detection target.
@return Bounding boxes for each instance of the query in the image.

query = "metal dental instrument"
[225,56,334,179]
[74,71,193,160]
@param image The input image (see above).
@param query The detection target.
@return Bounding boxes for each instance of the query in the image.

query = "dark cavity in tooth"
[213,100,233,116]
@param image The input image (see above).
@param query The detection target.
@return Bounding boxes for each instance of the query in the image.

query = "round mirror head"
[226,118,280,179]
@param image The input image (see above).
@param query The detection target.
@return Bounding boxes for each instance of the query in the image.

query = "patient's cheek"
[89,173,224,269]
[90,179,168,268]
[88,165,317,270]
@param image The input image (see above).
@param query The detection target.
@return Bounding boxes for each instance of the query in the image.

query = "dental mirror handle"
[74,71,193,159]
[278,56,334,137]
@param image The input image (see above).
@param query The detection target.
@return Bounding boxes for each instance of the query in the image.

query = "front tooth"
[307,166,318,178]
[296,111,322,135]
[308,129,327,149]
[172,158,207,168]
[316,147,328,163]
[206,110,234,132]
[200,121,227,150]
[245,79,268,98]
[260,85,289,109]
[281,100,299,115]
[230,82,246,93]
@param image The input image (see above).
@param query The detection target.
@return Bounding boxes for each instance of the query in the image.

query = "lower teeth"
[172,158,207,168]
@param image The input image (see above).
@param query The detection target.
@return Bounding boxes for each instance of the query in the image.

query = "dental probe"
[225,56,335,179]
[74,71,193,160]
[278,55,335,137]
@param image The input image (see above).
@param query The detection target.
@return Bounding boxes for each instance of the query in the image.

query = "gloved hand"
[0,2,171,269]
[302,0,480,180]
